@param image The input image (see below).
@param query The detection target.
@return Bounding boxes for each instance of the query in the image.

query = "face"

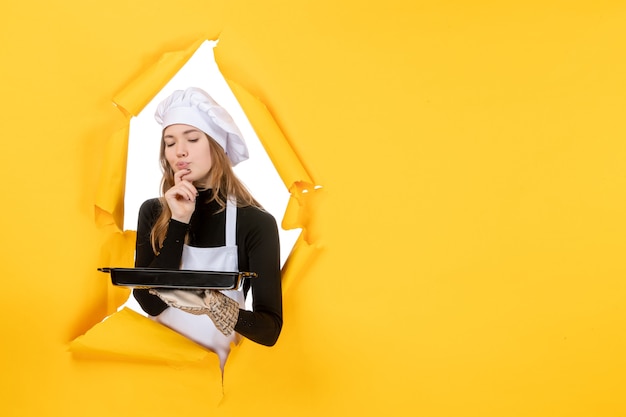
[163,124,213,187]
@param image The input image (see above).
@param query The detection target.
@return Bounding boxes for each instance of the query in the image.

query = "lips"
[176,161,190,170]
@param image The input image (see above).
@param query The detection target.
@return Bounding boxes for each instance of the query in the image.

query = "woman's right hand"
[164,169,198,224]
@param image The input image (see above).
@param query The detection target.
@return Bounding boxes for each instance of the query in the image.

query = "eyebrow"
[163,129,202,139]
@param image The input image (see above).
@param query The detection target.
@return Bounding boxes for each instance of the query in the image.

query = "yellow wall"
[2,1,626,416]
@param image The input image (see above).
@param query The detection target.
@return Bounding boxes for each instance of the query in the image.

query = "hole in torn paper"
[122,40,300,313]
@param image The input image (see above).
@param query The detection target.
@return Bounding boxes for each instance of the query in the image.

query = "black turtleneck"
[133,189,282,346]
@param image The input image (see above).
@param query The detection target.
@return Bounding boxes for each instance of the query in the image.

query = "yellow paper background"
[2,1,626,416]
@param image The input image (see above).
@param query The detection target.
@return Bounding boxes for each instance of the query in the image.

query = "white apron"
[154,198,244,368]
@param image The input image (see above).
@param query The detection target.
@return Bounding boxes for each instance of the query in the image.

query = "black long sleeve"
[132,199,189,316]
[232,205,283,346]
[132,191,283,346]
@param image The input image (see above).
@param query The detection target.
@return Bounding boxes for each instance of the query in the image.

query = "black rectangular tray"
[98,267,256,290]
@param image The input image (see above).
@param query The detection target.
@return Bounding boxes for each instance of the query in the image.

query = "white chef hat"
[154,87,249,166]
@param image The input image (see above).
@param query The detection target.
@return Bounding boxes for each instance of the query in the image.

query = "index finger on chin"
[174,169,190,184]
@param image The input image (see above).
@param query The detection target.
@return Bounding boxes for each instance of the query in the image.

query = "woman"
[133,87,282,368]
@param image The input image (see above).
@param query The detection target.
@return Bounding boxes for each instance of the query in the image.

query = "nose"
[175,142,187,157]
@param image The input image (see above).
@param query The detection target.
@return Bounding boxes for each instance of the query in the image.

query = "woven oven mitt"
[149,289,240,336]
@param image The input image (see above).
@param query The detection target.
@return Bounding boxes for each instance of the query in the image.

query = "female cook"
[132,87,282,368]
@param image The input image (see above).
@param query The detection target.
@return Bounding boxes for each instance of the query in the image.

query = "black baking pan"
[98,267,256,290]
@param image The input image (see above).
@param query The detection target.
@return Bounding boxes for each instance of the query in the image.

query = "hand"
[164,169,198,224]
[149,288,207,313]
[150,289,240,336]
